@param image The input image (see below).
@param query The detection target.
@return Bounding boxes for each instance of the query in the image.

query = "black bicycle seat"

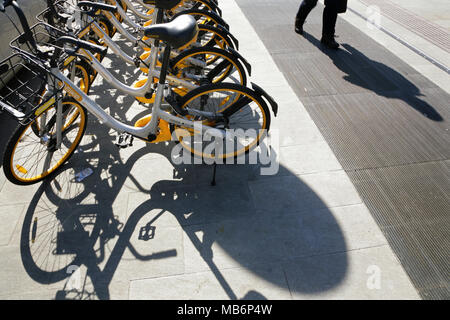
[143,14,198,49]
[143,0,181,10]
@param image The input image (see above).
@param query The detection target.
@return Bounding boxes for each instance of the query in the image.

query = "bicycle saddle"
[143,0,181,10]
[143,14,198,49]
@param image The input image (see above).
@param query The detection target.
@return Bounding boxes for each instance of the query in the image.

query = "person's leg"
[321,5,339,49]
[295,0,318,34]
[322,5,338,37]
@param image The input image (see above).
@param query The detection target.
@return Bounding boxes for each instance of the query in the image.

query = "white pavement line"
[330,0,450,94]
[221,0,421,299]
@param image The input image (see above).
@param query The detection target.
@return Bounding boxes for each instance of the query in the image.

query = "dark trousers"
[296,0,338,38]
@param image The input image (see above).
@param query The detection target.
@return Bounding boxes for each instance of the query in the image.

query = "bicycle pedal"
[115,133,134,148]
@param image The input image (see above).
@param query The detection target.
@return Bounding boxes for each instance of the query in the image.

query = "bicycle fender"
[227,47,251,77]
[215,24,239,50]
[251,82,278,117]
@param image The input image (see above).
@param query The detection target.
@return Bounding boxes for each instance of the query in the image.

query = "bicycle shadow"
[0,113,17,166]
[302,31,443,121]
[19,129,349,300]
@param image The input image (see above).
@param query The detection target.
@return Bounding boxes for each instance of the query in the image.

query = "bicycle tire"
[173,82,271,160]
[3,99,88,185]
[185,0,222,16]
[170,8,229,30]
[65,60,93,94]
[196,24,237,50]
[136,47,247,103]
[170,46,247,86]
[97,14,115,38]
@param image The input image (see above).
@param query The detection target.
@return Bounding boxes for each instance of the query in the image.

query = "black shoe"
[321,36,339,49]
[295,19,304,35]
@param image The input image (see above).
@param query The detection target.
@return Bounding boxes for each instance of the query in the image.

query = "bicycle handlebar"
[0,0,12,12]
[57,36,108,56]
[2,1,38,52]
[2,0,107,61]
[77,1,118,14]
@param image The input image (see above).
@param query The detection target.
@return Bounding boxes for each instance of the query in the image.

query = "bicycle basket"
[0,53,64,125]
[9,21,71,59]
[38,0,109,39]
[36,0,82,32]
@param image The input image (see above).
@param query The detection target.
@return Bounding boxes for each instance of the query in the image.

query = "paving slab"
[0,204,25,246]
[0,245,63,298]
[284,245,420,300]
[129,265,292,300]
[278,142,343,175]
[182,204,388,274]
[248,170,362,214]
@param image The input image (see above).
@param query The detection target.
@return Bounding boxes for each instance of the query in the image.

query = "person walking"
[295,0,348,49]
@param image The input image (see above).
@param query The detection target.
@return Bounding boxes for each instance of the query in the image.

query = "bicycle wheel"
[184,0,222,16]
[137,47,247,103]
[3,99,87,185]
[20,176,105,286]
[97,14,115,38]
[64,60,92,94]
[196,24,237,50]
[170,47,247,87]
[105,0,126,23]
[170,9,229,30]
[173,83,271,160]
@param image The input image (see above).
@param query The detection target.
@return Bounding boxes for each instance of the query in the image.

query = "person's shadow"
[302,32,443,122]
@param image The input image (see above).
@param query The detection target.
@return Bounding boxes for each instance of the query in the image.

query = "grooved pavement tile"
[301,92,450,170]
[348,162,450,297]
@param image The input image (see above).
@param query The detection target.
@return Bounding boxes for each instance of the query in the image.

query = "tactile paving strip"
[236,0,450,299]
[359,0,450,53]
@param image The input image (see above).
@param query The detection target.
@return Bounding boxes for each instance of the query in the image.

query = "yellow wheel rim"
[175,88,267,160]
[9,101,86,183]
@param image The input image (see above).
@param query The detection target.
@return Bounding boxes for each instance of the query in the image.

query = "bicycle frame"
[104,4,231,52]
[68,8,225,99]
[109,0,145,31]
[133,0,154,11]
[79,46,198,96]
[94,7,213,59]
[68,10,199,97]
[27,1,236,143]
[50,64,228,142]
[120,0,153,20]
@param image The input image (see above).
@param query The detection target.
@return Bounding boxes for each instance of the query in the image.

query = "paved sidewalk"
[363,0,450,31]
[235,0,449,299]
[0,0,438,300]
[342,0,450,94]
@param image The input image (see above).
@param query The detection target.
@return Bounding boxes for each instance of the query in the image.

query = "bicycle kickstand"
[211,162,217,186]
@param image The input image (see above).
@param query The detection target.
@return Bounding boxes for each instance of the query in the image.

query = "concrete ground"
[0,0,448,300]
[0,1,46,62]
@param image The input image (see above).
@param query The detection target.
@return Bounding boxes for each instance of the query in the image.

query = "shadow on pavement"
[18,130,349,300]
[302,31,443,122]
[0,114,18,166]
